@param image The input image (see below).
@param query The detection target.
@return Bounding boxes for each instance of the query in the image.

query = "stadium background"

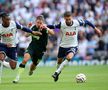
[0,0,108,65]
[0,0,108,90]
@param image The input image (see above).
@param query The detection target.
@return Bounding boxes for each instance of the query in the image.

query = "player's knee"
[11,66,16,70]
[66,53,74,60]
[66,55,73,61]
[9,60,17,70]
[22,56,30,64]
[66,58,71,61]
[0,52,5,61]
[24,53,31,60]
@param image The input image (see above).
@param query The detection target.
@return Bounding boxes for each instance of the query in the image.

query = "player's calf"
[29,62,37,76]
[13,63,25,83]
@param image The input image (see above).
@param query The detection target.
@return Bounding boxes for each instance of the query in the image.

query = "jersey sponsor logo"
[65,31,76,36]
[2,33,13,37]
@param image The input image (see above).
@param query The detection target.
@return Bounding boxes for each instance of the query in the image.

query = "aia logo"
[2,33,13,37]
[65,31,76,36]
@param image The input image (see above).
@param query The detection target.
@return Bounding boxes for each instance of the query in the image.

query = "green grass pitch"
[0,65,108,90]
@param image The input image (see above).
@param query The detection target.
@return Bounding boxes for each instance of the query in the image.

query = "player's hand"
[6,43,12,47]
[94,27,102,37]
[40,24,47,30]
[28,22,33,28]
[31,31,42,36]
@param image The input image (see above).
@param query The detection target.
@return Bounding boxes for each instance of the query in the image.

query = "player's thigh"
[32,52,44,65]
[57,47,66,59]
[66,47,78,60]
[7,47,17,61]
[7,47,17,69]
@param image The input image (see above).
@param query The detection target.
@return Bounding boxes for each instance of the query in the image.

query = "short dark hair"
[36,15,45,21]
[64,11,72,17]
[0,12,9,18]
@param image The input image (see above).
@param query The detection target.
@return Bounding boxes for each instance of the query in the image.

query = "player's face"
[35,20,43,28]
[2,16,10,27]
[64,16,73,26]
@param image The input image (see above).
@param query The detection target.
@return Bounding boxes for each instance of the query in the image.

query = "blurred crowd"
[0,0,108,62]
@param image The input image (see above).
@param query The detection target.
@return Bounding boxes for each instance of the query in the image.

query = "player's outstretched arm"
[15,22,42,36]
[85,20,102,37]
[78,20,102,37]
[25,31,42,37]
[47,22,61,29]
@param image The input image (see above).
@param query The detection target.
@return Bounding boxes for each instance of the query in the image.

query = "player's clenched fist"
[40,24,47,30]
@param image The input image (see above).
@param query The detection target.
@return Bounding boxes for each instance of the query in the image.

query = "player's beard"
[66,21,72,26]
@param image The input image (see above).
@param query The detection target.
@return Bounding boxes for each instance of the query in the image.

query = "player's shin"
[57,58,63,69]
[0,52,6,83]
[0,60,3,83]
[57,64,60,69]
[30,63,36,71]
[13,63,25,83]
[29,63,36,76]
[29,59,39,76]
[18,63,25,75]
[56,59,69,74]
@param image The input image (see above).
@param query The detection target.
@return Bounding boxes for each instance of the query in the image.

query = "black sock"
[19,63,25,68]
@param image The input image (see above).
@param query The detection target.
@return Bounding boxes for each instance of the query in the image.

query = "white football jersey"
[59,20,80,47]
[0,20,18,47]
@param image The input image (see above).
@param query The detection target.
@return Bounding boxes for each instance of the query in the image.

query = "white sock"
[57,64,60,69]
[14,67,25,82]
[3,60,10,68]
[56,59,69,74]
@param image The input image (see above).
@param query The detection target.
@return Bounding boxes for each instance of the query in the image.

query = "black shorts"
[25,48,44,64]
[0,45,17,61]
[58,46,78,58]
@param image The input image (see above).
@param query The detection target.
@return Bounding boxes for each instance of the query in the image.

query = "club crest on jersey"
[2,33,13,37]
[65,31,76,36]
